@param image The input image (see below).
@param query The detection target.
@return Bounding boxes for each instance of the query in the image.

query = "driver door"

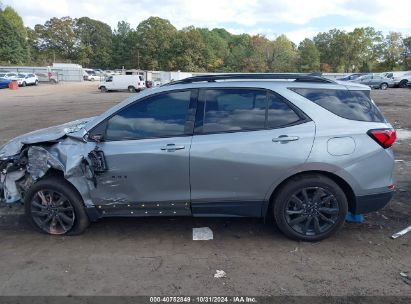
[90,89,197,216]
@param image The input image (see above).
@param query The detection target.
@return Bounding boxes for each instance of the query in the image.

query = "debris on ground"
[192,227,213,240]
[391,225,411,239]
[214,270,226,278]
[400,272,411,285]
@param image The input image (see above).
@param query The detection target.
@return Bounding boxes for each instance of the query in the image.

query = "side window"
[202,89,267,133]
[290,88,385,122]
[105,90,191,140]
[267,93,301,128]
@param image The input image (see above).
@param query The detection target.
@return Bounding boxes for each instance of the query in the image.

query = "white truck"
[98,75,146,92]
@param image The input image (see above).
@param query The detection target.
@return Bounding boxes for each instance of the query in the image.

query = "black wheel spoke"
[290,195,304,207]
[301,189,309,202]
[314,216,321,234]
[288,215,307,226]
[32,201,46,210]
[312,188,321,203]
[32,210,48,217]
[318,212,335,224]
[58,207,74,212]
[56,215,68,232]
[303,217,313,234]
[58,212,74,224]
[318,207,339,214]
[286,210,304,215]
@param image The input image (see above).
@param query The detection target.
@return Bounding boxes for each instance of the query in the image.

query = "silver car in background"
[350,74,395,89]
[0,74,396,241]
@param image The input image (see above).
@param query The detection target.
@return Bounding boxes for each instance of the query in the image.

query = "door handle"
[272,135,299,143]
[161,144,185,152]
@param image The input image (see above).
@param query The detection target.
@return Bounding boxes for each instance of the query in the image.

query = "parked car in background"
[15,73,39,87]
[0,77,10,89]
[36,72,59,83]
[99,75,146,92]
[84,69,103,81]
[383,71,411,88]
[349,74,394,89]
[337,73,365,81]
[0,72,18,79]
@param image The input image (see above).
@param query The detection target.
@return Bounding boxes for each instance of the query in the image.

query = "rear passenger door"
[189,88,316,217]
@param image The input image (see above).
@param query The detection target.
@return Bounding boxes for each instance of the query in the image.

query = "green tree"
[135,17,177,70]
[401,36,411,70]
[76,17,113,68]
[298,38,320,72]
[111,21,134,68]
[0,7,29,64]
[379,32,404,71]
[34,17,78,62]
[268,35,298,72]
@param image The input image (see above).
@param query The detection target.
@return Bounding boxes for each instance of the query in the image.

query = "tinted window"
[267,93,301,128]
[291,88,385,122]
[202,89,267,133]
[106,90,191,140]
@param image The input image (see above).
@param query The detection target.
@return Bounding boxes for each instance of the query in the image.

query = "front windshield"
[18,74,26,78]
[0,73,5,77]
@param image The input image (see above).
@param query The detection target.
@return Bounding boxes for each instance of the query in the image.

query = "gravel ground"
[0,82,409,296]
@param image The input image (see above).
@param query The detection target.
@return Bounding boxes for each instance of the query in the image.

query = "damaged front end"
[0,118,106,212]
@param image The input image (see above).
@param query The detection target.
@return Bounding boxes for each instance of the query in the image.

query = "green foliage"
[76,17,113,68]
[0,7,29,64]
[1,5,411,72]
[298,38,320,72]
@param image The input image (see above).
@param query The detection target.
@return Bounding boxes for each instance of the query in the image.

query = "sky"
[2,0,411,43]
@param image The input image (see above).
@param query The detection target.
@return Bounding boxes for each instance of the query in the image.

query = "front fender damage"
[0,137,106,210]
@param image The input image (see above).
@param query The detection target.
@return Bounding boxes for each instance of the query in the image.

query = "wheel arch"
[264,170,356,218]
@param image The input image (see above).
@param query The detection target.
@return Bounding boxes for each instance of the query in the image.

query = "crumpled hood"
[0,117,95,159]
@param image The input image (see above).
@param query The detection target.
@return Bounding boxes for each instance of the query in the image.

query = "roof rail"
[164,73,335,86]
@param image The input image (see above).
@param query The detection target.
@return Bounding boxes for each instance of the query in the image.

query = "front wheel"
[22,81,26,87]
[380,83,388,90]
[24,177,90,235]
[100,86,108,93]
[34,80,39,86]
[273,174,348,241]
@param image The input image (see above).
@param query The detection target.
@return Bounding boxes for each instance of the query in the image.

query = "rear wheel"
[24,177,90,235]
[273,174,348,241]
[128,86,136,93]
[399,80,408,88]
[380,83,388,90]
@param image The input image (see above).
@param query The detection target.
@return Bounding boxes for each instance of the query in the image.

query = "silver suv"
[0,74,396,241]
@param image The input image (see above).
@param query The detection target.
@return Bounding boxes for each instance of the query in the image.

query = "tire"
[128,86,136,93]
[273,174,348,241]
[399,80,408,88]
[35,80,38,86]
[380,83,388,90]
[22,81,26,87]
[24,177,90,235]
[100,86,108,93]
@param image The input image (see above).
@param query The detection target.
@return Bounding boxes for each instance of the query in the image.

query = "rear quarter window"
[290,88,385,122]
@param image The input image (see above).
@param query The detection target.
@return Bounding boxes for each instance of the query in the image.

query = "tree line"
[0,4,410,73]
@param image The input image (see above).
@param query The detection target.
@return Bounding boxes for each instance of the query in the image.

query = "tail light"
[367,128,396,149]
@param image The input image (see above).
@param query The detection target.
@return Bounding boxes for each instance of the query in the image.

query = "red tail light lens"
[367,129,396,149]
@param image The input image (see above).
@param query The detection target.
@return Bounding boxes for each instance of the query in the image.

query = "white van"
[99,75,146,92]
